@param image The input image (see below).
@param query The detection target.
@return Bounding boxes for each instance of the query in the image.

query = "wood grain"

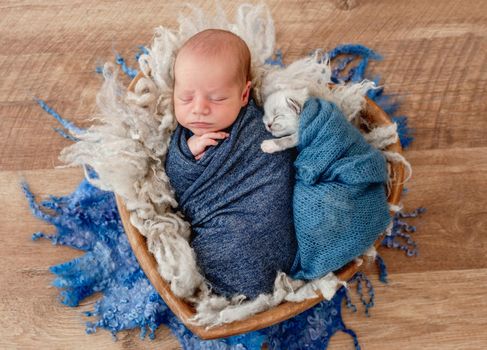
[1,0,486,349]
[329,269,487,350]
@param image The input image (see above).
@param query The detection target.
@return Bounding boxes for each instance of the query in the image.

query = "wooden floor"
[1,0,486,349]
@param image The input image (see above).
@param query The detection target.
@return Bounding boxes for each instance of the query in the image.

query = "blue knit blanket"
[165,98,297,299]
[291,98,391,280]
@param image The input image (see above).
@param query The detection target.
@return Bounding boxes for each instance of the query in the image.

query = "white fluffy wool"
[59,3,409,327]
[364,124,399,150]
[260,53,377,124]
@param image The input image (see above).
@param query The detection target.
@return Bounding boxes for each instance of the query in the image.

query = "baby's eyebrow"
[207,87,226,93]
[177,89,194,95]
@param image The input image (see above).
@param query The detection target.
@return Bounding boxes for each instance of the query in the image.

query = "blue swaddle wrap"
[165,99,297,299]
[291,98,391,280]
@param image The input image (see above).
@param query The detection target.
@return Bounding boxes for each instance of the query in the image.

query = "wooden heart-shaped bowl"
[115,72,405,340]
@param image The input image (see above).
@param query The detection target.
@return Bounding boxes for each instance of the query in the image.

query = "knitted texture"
[291,98,391,280]
[165,98,297,299]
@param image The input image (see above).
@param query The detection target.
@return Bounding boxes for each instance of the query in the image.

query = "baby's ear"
[241,81,252,105]
[286,87,308,114]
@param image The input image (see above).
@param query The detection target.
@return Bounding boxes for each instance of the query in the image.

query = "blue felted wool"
[165,98,297,299]
[24,175,424,349]
[291,98,391,280]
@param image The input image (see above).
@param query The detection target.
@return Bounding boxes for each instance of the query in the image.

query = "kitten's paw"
[261,140,280,153]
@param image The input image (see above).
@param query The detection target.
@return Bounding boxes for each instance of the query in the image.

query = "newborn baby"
[165,29,297,299]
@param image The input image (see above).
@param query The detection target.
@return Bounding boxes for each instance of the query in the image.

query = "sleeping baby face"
[173,36,251,136]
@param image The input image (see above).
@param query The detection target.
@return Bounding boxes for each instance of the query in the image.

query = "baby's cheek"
[174,104,188,124]
[224,103,243,123]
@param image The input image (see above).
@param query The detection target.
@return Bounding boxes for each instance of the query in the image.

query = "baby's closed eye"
[209,96,228,102]
[178,96,193,103]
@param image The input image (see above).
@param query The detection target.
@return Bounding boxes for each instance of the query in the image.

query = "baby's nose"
[193,97,210,115]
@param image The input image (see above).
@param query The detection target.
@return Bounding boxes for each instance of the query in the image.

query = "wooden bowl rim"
[115,72,404,339]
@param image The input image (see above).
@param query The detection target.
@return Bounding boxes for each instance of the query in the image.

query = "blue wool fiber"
[52,127,80,142]
[345,287,358,313]
[331,56,355,80]
[326,44,414,148]
[96,48,143,77]
[24,173,424,348]
[23,179,167,337]
[392,116,414,149]
[382,208,426,256]
[34,98,85,136]
[327,44,383,62]
[24,176,380,349]
[327,44,382,83]
[134,45,149,61]
[264,49,284,67]
[355,273,375,316]
[375,254,389,283]
[115,53,138,79]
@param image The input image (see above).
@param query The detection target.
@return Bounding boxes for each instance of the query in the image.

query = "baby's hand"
[187,132,229,160]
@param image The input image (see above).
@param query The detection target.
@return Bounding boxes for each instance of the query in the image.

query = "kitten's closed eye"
[267,114,284,126]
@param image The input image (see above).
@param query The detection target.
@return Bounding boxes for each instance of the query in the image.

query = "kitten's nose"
[267,123,272,129]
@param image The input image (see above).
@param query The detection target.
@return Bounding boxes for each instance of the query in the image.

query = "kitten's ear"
[286,88,308,114]
[286,97,302,114]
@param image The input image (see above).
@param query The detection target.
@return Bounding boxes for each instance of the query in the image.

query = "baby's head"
[173,29,252,136]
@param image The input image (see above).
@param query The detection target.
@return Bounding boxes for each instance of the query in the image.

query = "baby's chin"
[184,121,234,136]
[186,126,220,136]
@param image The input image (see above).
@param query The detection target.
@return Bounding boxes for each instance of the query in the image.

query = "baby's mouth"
[189,122,212,128]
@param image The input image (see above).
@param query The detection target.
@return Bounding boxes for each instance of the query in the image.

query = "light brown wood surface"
[1,0,486,349]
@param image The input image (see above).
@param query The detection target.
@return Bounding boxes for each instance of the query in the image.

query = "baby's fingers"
[200,138,219,147]
[202,132,229,140]
[195,151,206,160]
